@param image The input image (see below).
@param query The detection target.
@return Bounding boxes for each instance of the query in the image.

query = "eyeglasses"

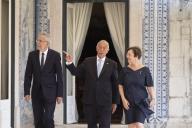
[36,40,47,43]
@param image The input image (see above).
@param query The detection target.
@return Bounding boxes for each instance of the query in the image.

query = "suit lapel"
[93,57,98,78]
[42,49,51,70]
[36,50,41,70]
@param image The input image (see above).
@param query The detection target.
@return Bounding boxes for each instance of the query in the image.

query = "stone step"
[55,124,127,128]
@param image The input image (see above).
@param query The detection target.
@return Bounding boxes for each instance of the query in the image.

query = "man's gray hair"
[37,32,50,43]
[96,40,109,50]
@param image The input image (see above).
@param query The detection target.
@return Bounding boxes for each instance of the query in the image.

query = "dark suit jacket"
[24,49,63,102]
[66,56,119,106]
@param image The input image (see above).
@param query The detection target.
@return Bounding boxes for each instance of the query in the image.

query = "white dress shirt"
[97,56,106,72]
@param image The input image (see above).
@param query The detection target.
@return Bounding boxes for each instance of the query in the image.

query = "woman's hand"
[122,98,130,110]
[149,98,156,107]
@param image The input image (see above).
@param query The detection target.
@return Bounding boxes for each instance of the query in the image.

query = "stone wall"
[168,0,192,127]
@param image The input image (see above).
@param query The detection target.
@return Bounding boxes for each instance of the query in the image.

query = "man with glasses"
[24,32,63,128]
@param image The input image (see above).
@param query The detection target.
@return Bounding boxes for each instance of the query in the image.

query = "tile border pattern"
[36,0,50,34]
[156,0,169,119]
[143,0,169,127]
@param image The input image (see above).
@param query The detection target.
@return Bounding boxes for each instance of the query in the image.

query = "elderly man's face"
[37,35,48,52]
[96,41,109,58]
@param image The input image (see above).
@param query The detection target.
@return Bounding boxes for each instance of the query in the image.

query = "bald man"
[65,40,119,128]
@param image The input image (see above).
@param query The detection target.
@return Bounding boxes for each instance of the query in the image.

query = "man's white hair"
[96,40,109,50]
[37,32,50,43]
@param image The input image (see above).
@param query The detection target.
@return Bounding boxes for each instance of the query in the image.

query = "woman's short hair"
[127,46,142,59]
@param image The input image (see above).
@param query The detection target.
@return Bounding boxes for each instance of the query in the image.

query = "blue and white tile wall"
[35,0,50,35]
[143,0,169,128]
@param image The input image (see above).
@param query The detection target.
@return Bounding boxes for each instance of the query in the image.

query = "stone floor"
[55,124,127,128]
[55,122,192,128]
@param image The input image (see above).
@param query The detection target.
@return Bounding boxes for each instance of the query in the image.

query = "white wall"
[129,0,143,47]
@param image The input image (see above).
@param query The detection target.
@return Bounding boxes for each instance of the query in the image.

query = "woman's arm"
[146,86,156,107]
[119,84,129,110]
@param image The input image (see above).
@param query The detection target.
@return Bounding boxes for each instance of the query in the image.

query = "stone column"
[129,0,143,47]
[15,0,35,127]
[48,0,63,125]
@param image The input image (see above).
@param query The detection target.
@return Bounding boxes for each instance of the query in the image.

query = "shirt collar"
[97,56,106,62]
[40,48,48,55]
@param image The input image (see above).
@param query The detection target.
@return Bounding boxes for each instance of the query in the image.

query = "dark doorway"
[76,3,122,124]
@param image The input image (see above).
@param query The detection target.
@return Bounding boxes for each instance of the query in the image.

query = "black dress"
[118,66,154,124]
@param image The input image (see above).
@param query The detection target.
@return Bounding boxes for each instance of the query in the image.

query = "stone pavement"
[55,124,127,128]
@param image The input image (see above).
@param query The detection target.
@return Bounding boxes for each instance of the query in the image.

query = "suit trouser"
[32,88,56,128]
[84,104,112,128]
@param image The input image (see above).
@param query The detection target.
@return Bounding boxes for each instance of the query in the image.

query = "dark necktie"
[40,53,44,69]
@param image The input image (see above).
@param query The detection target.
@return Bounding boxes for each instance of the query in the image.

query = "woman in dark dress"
[118,47,155,128]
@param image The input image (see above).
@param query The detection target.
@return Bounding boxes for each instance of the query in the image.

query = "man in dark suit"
[64,40,119,128]
[24,32,63,128]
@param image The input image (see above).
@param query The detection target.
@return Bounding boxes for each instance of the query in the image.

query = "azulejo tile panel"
[36,0,50,34]
[143,0,169,128]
